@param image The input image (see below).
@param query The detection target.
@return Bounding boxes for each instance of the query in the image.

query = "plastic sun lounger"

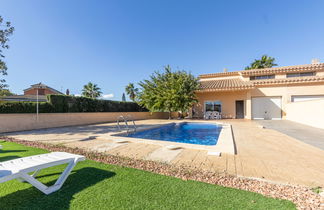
[0,152,85,195]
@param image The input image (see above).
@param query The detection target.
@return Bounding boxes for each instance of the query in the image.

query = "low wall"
[286,99,324,129]
[0,112,170,133]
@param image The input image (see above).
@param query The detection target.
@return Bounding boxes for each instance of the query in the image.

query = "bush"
[0,95,147,113]
[47,95,147,113]
[0,101,55,113]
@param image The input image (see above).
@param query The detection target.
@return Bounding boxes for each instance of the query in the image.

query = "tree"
[0,89,14,96]
[245,55,277,70]
[137,65,199,119]
[0,16,14,89]
[81,82,102,99]
[125,83,138,102]
[66,89,70,95]
[122,93,126,102]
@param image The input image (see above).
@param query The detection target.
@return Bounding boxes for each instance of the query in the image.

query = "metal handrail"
[117,115,129,132]
[117,115,136,134]
[126,115,136,133]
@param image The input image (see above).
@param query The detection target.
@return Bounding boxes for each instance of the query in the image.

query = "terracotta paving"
[6,119,324,188]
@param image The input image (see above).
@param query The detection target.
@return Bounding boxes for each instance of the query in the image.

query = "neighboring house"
[194,61,324,120]
[23,82,63,96]
[1,83,63,102]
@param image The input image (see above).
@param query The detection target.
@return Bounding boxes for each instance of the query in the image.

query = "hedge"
[0,101,55,113]
[0,95,147,113]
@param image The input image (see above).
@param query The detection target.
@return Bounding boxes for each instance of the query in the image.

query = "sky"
[1,0,324,100]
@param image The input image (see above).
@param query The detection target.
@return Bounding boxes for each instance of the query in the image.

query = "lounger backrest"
[0,152,85,183]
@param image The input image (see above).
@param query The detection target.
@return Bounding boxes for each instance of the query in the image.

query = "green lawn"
[0,141,296,210]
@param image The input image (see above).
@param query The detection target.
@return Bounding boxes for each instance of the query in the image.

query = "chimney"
[311,58,320,64]
[223,68,228,73]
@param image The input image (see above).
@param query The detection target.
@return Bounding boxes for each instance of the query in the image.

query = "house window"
[286,72,315,78]
[250,75,275,80]
[205,101,222,112]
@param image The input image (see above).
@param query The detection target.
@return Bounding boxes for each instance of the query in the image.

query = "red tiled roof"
[198,76,324,92]
[198,79,254,92]
[240,63,324,76]
[251,76,324,86]
[199,71,240,79]
[199,63,324,78]
[23,82,63,94]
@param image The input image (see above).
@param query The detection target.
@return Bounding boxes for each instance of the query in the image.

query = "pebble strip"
[2,137,322,210]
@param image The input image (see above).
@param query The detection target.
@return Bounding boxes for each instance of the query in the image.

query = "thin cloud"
[101,93,114,99]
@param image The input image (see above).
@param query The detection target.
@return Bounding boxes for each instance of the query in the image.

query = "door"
[252,97,282,120]
[235,100,244,119]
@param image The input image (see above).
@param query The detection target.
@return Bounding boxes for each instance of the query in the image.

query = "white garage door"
[252,97,282,120]
[291,95,324,102]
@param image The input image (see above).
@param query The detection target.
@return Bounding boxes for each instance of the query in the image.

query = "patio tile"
[108,143,160,159]
[171,149,200,166]
[6,119,324,187]
[145,146,183,163]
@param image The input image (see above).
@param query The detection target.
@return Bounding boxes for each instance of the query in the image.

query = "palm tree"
[245,55,278,70]
[82,82,102,99]
[125,83,138,102]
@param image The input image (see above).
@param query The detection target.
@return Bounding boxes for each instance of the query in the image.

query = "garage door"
[291,95,324,102]
[252,97,282,120]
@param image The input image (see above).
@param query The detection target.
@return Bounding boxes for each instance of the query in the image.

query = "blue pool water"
[120,122,222,146]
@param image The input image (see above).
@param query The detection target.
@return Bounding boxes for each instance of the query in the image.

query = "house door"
[235,100,244,119]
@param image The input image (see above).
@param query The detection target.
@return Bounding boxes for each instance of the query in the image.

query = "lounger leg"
[31,169,41,178]
[53,160,77,188]
[16,169,41,183]
[19,159,78,195]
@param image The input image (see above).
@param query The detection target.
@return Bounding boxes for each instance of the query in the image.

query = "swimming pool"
[118,122,222,146]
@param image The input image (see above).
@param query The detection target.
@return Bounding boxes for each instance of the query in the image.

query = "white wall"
[286,99,324,129]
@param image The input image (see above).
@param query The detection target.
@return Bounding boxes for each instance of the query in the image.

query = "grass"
[0,141,296,210]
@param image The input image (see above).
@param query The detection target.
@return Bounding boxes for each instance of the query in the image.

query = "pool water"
[121,122,222,146]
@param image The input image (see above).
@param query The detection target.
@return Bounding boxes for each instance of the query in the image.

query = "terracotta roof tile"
[240,63,324,76]
[198,76,324,92]
[252,76,324,86]
[199,63,324,78]
[198,79,254,92]
[199,71,240,78]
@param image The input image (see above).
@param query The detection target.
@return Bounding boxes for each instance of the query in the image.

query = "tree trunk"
[168,111,171,120]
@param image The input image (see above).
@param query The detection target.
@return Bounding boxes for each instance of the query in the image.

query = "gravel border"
[2,137,322,209]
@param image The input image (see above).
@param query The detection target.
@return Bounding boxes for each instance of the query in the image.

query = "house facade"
[23,83,63,96]
[1,83,63,102]
[193,62,324,120]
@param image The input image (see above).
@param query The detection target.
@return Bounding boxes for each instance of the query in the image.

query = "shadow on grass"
[0,167,115,210]
[0,155,22,162]
[0,150,28,154]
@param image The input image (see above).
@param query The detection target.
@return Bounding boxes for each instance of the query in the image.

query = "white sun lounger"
[0,145,2,149]
[0,152,85,195]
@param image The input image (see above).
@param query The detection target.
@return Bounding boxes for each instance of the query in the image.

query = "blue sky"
[1,0,324,100]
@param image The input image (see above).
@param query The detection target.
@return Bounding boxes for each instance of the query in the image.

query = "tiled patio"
[6,119,324,188]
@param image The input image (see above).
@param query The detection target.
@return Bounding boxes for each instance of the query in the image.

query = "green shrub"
[0,101,55,113]
[0,95,147,113]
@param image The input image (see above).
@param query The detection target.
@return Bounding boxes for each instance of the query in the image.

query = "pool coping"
[107,120,235,155]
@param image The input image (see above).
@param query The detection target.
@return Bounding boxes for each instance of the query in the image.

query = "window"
[250,75,275,80]
[286,72,315,78]
[205,101,221,112]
